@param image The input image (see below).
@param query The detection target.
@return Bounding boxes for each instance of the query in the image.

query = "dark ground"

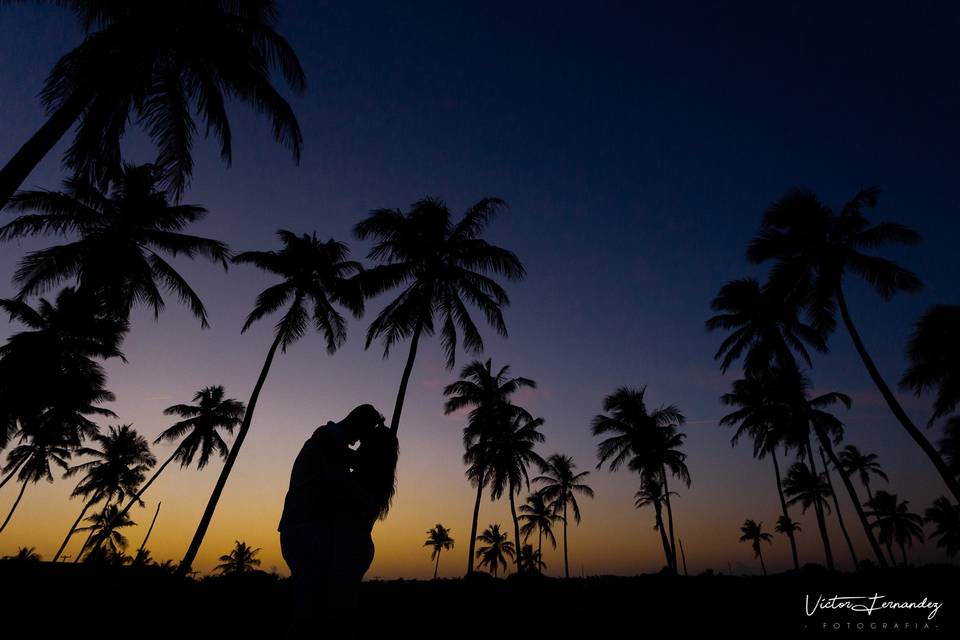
[1,561,955,637]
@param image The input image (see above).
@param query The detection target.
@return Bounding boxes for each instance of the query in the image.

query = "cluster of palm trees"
[713,187,960,573]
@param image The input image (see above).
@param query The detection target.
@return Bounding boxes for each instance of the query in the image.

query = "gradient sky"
[1,1,959,578]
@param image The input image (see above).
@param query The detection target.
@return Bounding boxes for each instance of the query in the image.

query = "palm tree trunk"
[836,285,960,502]
[389,320,423,434]
[0,458,27,491]
[660,466,678,571]
[0,91,90,210]
[95,449,179,550]
[0,478,28,533]
[434,550,440,579]
[52,492,100,561]
[653,501,673,570]
[177,331,284,576]
[758,546,767,576]
[537,528,543,575]
[805,437,836,570]
[137,502,161,558]
[678,537,689,576]
[900,543,907,566]
[815,431,889,568]
[770,449,800,570]
[819,447,860,569]
[884,542,896,567]
[562,499,569,578]
[509,485,523,574]
[466,468,485,575]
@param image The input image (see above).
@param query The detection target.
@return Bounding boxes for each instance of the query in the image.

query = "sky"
[0,1,958,578]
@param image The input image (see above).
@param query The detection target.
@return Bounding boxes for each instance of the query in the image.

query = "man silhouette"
[279,404,384,636]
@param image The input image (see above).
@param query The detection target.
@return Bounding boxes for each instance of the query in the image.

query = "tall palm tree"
[77,503,135,560]
[783,460,834,562]
[592,386,688,572]
[838,445,888,505]
[1,165,230,326]
[747,188,960,502]
[0,0,305,208]
[474,524,515,577]
[355,197,526,434]
[534,454,594,578]
[866,491,924,566]
[819,447,859,569]
[0,429,72,533]
[925,497,960,558]
[518,491,558,574]
[442,358,534,574]
[423,524,455,579]
[177,231,363,575]
[55,423,156,560]
[739,519,773,576]
[901,305,960,424]
[939,417,960,478]
[214,540,262,575]
[634,475,676,570]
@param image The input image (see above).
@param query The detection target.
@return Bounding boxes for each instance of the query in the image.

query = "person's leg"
[281,524,333,638]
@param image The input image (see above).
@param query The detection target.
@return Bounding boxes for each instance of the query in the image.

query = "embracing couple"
[278,404,398,637]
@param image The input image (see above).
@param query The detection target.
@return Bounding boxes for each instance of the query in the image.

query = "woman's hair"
[355,426,399,521]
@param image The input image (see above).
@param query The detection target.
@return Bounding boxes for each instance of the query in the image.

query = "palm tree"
[424,524,455,579]
[925,497,960,558]
[901,305,960,424]
[518,545,546,573]
[355,197,526,434]
[177,231,363,575]
[775,515,801,547]
[783,461,834,541]
[592,386,687,572]
[634,476,677,570]
[747,188,960,502]
[819,447,859,569]
[0,429,72,533]
[838,445,888,505]
[77,503,135,560]
[518,491,558,574]
[939,417,960,478]
[1,165,230,326]
[55,423,156,560]
[534,454,594,578]
[866,491,924,566]
[4,546,41,562]
[215,540,262,575]
[442,358,535,574]
[0,0,305,208]
[739,519,774,575]
[474,524,515,577]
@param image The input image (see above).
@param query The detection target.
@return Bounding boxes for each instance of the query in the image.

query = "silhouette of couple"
[279,405,398,636]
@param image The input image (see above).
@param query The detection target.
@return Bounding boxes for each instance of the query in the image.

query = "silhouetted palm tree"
[0,0,305,208]
[819,447,859,569]
[76,503,134,559]
[838,445,888,506]
[867,491,925,566]
[0,429,72,533]
[775,515,801,544]
[592,386,687,572]
[424,524,455,579]
[178,231,363,575]
[925,497,960,558]
[784,462,833,519]
[518,544,546,573]
[215,540,262,575]
[901,305,960,424]
[518,491,558,574]
[939,417,960,478]
[475,524,515,577]
[739,519,773,575]
[1,165,230,326]
[747,188,960,502]
[634,475,677,570]
[443,358,534,574]
[534,454,594,578]
[355,197,525,434]
[4,546,41,561]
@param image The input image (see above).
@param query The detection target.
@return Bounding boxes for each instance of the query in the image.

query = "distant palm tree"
[424,524,455,579]
[592,386,687,572]
[0,0,305,208]
[355,197,525,434]
[0,429,72,533]
[215,541,262,575]
[534,454,594,578]
[747,188,960,502]
[901,305,960,424]
[518,544,546,573]
[925,497,960,558]
[518,491,559,574]
[77,503,135,559]
[939,417,960,478]
[784,462,833,519]
[819,447,859,569]
[775,515,801,540]
[1,165,230,326]
[4,546,41,562]
[838,445,888,506]
[443,359,535,574]
[634,475,677,570]
[866,491,924,566]
[739,519,773,575]
[475,524,515,577]
[178,231,363,575]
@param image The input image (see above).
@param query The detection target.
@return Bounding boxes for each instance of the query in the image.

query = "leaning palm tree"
[214,540,262,575]
[838,445,888,505]
[592,386,688,572]
[739,519,774,576]
[76,503,135,560]
[55,423,156,560]
[177,231,363,575]
[443,359,535,574]
[866,491,925,567]
[534,454,594,578]
[1,165,230,326]
[747,188,960,502]
[0,430,72,533]
[355,197,526,434]
[424,524,455,579]
[925,497,960,558]
[784,462,833,522]
[518,491,559,574]
[634,475,676,570]
[901,305,960,424]
[0,0,305,208]
[474,524,515,577]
